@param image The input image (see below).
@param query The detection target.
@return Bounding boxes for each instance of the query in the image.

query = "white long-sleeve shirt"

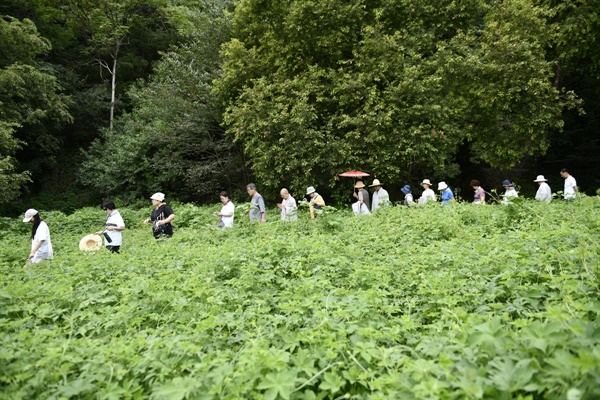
[418,188,436,204]
[371,188,389,210]
[535,182,552,203]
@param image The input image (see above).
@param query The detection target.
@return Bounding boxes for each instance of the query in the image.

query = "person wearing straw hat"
[94,199,125,252]
[418,179,436,205]
[469,180,486,204]
[304,186,325,219]
[401,185,414,206]
[143,192,175,238]
[23,209,53,265]
[501,180,518,204]
[534,175,552,203]
[352,180,370,211]
[370,179,389,210]
[437,181,455,205]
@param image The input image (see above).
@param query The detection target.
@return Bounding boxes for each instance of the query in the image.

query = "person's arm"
[158,214,175,226]
[357,190,364,205]
[143,217,151,224]
[29,240,44,259]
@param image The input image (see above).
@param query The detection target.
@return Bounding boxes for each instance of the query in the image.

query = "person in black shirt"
[143,192,175,238]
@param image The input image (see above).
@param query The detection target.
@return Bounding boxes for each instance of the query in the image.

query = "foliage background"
[1,199,599,398]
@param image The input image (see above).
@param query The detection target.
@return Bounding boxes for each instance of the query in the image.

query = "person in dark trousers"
[143,192,175,238]
[95,199,125,253]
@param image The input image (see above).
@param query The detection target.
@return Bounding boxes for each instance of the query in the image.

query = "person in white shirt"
[370,179,390,210]
[277,188,298,221]
[534,175,552,203]
[502,180,518,204]
[401,185,415,206]
[23,209,53,265]
[560,169,578,200]
[215,191,235,228]
[418,179,436,204]
[95,200,125,253]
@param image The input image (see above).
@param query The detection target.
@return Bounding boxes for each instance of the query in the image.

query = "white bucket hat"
[79,234,102,251]
[421,179,432,186]
[533,175,548,182]
[23,209,38,222]
[306,186,316,195]
[369,179,383,187]
[150,192,165,202]
[438,181,448,191]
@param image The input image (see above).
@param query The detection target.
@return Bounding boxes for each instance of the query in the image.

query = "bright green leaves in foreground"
[215,0,580,197]
[1,198,599,398]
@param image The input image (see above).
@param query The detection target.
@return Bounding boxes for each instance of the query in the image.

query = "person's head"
[560,168,570,179]
[219,191,230,204]
[246,183,257,197]
[401,185,411,195]
[306,186,316,198]
[369,179,383,191]
[23,209,41,239]
[437,182,448,191]
[150,192,165,206]
[469,179,480,189]
[421,179,432,189]
[502,180,513,189]
[354,181,366,190]
[101,199,116,212]
[534,175,547,186]
[280,188,290,200]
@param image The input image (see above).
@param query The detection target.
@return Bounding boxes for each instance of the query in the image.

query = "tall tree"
[215,0,579,198]
[0,16,71,203]
[79,1,241,202]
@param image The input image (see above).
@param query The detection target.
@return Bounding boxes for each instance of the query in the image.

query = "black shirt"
[151,203,174,237]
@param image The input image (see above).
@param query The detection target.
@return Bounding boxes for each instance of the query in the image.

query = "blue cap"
[502,180,513,187]
[401,185,411,194]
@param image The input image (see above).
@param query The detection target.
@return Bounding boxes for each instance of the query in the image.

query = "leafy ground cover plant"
[1,198,599,399]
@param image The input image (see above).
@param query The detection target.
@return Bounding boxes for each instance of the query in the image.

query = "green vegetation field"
[1,199,599,399]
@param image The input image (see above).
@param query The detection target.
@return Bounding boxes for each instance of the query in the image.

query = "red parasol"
[338,170,371,178]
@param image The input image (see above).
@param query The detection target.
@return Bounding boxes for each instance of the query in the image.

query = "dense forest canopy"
[0,0,599,212]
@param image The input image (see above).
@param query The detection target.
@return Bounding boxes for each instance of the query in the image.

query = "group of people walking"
[21,169,579,264]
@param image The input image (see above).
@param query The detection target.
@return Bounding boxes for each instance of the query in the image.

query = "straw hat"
[306,186,316,195]
[438,181,448,191]
[23,209,38,222]
[79,234,102,251]
[369,179,383,187]
[354,181,366,189]
[421,179,432,186]
[533,175,548,182]
[150,192,165,202]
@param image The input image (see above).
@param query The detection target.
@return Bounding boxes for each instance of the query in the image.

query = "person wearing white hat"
[534,175,552,203]
[304,186,325,219]
[370,179,389,211]
[23,209,53,264]
[143,192,175,238]
[437,181,455,205]
[418,179,436,205]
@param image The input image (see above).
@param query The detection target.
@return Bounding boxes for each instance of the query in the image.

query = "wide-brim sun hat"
[23,209,38,222]
[502,180,513,187]
[369,179,383,187]
[438,182,448,191]
[421,179,432,186]
[306,186,316,195]
[533,175,548,182]
[79,234,103,251]
[150,192,165,202]
[354,181,366,189]
[401,185,411,194]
